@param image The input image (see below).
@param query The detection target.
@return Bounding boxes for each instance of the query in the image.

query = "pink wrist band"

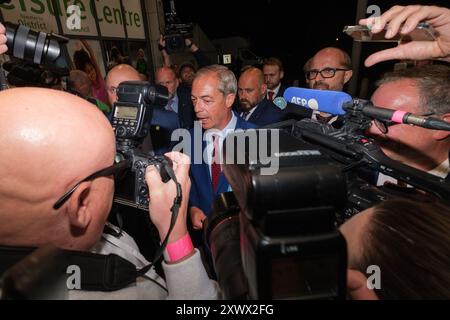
[164,233,194,262]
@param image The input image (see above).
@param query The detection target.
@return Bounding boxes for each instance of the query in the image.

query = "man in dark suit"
[263,57,287,101]
[187,65,256,231]
[263,57,312,121]
[237,66,284,126]
[155,66,196,129]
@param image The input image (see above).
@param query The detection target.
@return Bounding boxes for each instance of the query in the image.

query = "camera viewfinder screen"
[271,254,338,299]
[114,106,138,120]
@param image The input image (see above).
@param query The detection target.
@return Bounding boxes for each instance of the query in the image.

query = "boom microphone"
[354,101,450,131]
[284,87,450,131]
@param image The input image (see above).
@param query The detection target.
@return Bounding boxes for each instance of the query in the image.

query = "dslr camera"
[110,81,172,211]
[2,22,69,88]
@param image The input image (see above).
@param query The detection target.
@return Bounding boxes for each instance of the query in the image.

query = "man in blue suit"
[155,66,196,129]
[188,65,256,230]
[237,66,284,127]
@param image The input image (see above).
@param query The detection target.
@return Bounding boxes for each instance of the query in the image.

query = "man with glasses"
[0,87,219,299]
[304,47,353,127]
[367,64,450,185]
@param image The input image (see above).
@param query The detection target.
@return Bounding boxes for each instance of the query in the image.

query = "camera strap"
[137,162,182,277]
[0,246,139,292]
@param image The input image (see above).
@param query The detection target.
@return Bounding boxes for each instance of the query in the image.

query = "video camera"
[1,21,69,88]
[163,0,193,54]
[110,81,173,211]
[204,129,348,300]
[204,92,450,300]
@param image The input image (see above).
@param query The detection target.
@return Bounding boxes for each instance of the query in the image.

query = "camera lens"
[143,84,169,106]
[5,22,62,65]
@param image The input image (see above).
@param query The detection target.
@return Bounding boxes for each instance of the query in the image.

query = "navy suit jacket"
[176,86,196,129]
[246,99,285,127]
[189,115,257,216]
[150,107,180,155]
[274,83,288,99]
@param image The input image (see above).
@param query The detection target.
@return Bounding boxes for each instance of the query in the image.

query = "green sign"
[0,0,145,39]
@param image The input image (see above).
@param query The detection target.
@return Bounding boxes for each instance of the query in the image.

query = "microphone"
[356,103,450,131]
[284,87,450,131]
[283,87,351,115]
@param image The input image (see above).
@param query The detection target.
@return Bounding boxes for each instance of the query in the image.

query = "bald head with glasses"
[305,47,353,92]
[0,88,116,250]
[0,87,192,253]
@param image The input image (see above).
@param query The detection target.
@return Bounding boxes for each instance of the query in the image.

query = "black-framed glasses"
[305,67,350,80]
[373,112,435,134]
[53,158,131,210]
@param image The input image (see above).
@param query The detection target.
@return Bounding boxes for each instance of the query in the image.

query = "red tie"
[211,135,222,192]
[268,91,275,102]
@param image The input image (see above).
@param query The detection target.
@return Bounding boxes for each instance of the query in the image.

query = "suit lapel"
[248,104,263,123]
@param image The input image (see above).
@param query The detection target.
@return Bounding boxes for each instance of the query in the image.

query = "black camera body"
[110,81,171,211]
[114,149,171,211]
[205,129,348,299]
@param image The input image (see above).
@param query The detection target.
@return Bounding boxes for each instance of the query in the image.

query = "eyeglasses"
[305,67,350,80]
[53,158,131,210]
[373,112,435,134]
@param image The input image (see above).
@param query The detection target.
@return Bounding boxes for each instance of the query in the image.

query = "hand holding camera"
[146,152,191,243]
[358,5,450,66]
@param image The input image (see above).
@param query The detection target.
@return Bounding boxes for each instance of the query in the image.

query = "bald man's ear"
[433,113,450,140]
[261,83,267,96]
[280,70,284,80]
[67,182,93,230]
[344,70,353,84]
[225,93,236,109]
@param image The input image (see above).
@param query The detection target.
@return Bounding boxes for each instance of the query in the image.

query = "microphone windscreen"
[283,87,351,115]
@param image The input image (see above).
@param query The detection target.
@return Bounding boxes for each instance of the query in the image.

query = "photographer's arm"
[145,152,220,300]
[0,23,7,55]
[359,5,450,66]
[146,152,191,245]
[185,38,211,68]
[80,39,103,81]
[159,35,172,68]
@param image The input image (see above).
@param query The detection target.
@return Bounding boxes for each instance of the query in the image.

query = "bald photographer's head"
[0,88,116,250]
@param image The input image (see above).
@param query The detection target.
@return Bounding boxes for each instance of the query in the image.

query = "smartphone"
[343,22,437,42]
